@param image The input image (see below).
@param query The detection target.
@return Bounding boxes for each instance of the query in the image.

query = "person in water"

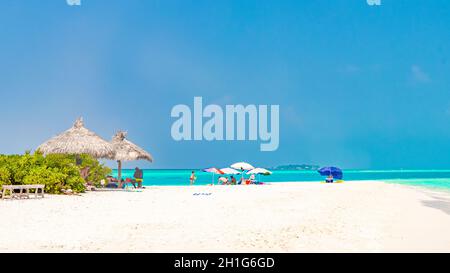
[326,175,334,183]
[133,167,144,188]
[190,171,197,185]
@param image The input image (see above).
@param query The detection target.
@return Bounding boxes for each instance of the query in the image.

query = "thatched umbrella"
[111,131,153,182]
[37,117,115,160]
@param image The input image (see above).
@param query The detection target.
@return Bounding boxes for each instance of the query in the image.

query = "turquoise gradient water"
[112,169,450,190]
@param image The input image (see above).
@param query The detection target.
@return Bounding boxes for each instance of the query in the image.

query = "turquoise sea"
[112,169,450,191]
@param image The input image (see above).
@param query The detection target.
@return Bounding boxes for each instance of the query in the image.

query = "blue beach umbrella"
[318,166,343,180]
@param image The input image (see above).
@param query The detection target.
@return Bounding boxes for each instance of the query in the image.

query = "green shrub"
[44,153,112,187]
[65,175,86,193]
[0,152,112,194]
[0,166,11,190]
[23,166,67,194]
[78,154,112,187]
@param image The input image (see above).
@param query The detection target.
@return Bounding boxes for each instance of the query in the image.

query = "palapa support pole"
[75,154,82,166]
[117,160,122,183]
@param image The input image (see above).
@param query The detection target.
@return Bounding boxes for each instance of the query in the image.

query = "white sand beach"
[1,181,450,253]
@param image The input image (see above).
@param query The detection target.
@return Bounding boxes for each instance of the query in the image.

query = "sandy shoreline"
[1,181,450,252]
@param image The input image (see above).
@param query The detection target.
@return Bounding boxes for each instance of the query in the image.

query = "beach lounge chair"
[123,178,137,189]
[1,185,45,200]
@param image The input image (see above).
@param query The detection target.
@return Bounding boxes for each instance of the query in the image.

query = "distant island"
[273,164,320,171]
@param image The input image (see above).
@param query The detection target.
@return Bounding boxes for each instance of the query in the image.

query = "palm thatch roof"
[37,118,116,159]
[111,131,153,162]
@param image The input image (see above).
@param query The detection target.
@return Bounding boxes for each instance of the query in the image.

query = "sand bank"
[1,181,450,252]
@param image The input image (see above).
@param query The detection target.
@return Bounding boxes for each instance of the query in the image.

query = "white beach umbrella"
[203,167,225,175]
[247,167,272,184]
[230,162,255,171]
[247,168,272,175]
[220,168,241,175]
[230,162,254,185]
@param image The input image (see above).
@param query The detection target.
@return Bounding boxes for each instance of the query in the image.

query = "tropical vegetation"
[0,152,111,194]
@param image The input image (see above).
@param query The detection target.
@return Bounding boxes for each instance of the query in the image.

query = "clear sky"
[1,0,450,169]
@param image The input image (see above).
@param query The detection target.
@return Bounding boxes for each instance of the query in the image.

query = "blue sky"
[1,0,450,169]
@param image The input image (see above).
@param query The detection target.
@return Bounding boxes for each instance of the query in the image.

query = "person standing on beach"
[133,167,144,188]
[326,175,334,183]
[190,171,197,185]
[239,167,245,185]
[230,176,237,185]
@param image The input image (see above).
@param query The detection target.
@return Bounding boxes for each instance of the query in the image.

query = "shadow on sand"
[421,194,450,216]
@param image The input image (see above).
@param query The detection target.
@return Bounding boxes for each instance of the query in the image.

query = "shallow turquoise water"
[383,178,450,191]
[112,169,450,190]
